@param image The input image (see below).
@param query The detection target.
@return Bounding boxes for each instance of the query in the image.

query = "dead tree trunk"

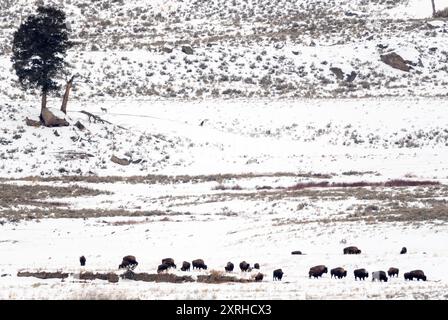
[41,90,47,114]
[432,0,436,17]
[61,75,75,114]
[40,90,47,122]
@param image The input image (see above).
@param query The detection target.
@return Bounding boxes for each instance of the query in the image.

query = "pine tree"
[11,6,71,117]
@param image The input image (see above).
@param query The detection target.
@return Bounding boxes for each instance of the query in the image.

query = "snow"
[0,0,447,300]
[0,217,447,299]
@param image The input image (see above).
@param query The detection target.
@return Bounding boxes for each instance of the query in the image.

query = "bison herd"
[78,245,428,283]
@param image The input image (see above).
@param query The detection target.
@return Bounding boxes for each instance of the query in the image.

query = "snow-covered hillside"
[1,0,448,301]
[1,97,448,179]
[1,0,448,100]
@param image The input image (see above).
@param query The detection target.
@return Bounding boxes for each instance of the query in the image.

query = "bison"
[372,271,388,282]
[343,246,361,254]
[354,268,369,280]
[404,270,426,281]
[388,267,399,278]
[309,265,328,278]
[181,261,191,272]
[254,263,260,270]
[162,258,176,269]
[224,262,234,272]
[239,261,250,272]
[79,256,86,267]
[255,272,263,282]
[330,267,347,279]
[400,247,407,254]
[119,255,138,270]
[273,269,284,281]
[192,259,207,270]
[157,263,170,273]
[291,251,302,255]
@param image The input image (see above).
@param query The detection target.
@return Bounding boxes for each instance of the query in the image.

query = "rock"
[380,52,411,72]
[75,121,86,131]
[330,67,344,80]
[40,108,70,127]
[111,155,130,166]
[25,117,41,127]
[53,130,60,137]
[346,71,357,82]
[162,45,173,54]
[181,45,194,55]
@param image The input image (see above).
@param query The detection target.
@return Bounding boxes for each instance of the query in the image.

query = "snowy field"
[1,97,447,299]
[1,0,448,301]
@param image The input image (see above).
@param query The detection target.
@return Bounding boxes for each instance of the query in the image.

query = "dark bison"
[400,247,407,254]
[192,259,207,270]
[309,265,328,278]
[162,258,176,269]
[354,268,369,280]
[119,255,138,270]
[224,262,234,272]
[79,256,86,266]
[330,267,347,279]
[291,251,302,255]
[254,263,260,270]
[181,261,191,272]
[255,273,263,282]
[273,269,284,281]
[404,270,427,281]
[372,271,388,282]
[343,246,361,254]
[157,263,170,273]
[239,261,250,272]
[388,267,399,277]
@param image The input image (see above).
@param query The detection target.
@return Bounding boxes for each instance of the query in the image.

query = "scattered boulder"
[74,121,86,131]
[380,52,411,72]
[40,108,69,127]
[111,155,130,166]
[330,67,344,80]
[162,45,173,53]
[400,247,407,254]
[346,71,357,82]
[181,45,194,55]
[25,117,41,127]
